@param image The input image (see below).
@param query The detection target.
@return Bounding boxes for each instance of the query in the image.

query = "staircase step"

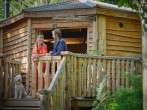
[0,98,40,107]
[71,97,94,108]
[0,107,40,110]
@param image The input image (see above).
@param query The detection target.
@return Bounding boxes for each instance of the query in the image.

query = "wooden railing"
[32,56,61,98]
[39,51,142,110]
[62,52,142,98]
[39,57,68,110]
[0,57,21,98]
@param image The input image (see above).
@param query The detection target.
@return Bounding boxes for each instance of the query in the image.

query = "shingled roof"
[23,0,135,13]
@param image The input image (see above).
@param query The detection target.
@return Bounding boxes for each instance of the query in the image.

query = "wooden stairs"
[0,99,40,110]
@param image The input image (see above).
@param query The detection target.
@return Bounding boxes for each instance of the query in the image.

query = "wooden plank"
[3,27,27,41]
[4,31,27,43]
[11,63,15,98]
[83,58,87,97]
[98,15,106,55]
[4,41,27,52]
[32,21,91,29]
[70,56,74,97]
[106,40,141,48]
[7,63,11,98]
[92,16,98,52]
[106,50,141,57]
[116,60,120,90]
[97,59,102,84]
[0,99,40,107]
[106,16,140,24]
[66,56,71,110]
[38,60,43,90]
[107,61,111,92]
[4,37,27,47]
[106,20,141,32]
[130,60,134,87]
[77,58,82,97]
[4,62,8,98]
[121,60,125,87]
[112,60,115,93]
[25,8,96,18]
[32,61,37,98]
[0,29,3,53]
[87,58,91,97]
[106,34,141,43]
[26,19,32,93]
[44,61,49,89]
[87,27,90,53]
[96,8,139,20]
[102,60,106,78]
[126,60,129,88]
[4,46,27,56]
[107,45,141,53]
[92,59,96,97]
[3,20,27,34]
[0,59,3,98]
[106,30,141,39]
[73,56,77,97]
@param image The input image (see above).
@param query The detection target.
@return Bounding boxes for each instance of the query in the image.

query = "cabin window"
[40,28,87,53]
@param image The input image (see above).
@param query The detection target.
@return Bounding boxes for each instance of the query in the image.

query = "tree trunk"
[140,2,147,110]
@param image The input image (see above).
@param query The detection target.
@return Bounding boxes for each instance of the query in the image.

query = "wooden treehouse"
[0,0,142,110]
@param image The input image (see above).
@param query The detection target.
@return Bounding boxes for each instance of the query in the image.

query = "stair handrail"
[39,56,68,110]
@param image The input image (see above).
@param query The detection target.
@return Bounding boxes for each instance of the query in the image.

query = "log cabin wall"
[105,16,142,57]
[3,19,29,72]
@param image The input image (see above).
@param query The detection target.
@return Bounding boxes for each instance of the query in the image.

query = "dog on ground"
[14,75,27,98]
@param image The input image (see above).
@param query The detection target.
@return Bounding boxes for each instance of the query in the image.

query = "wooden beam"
[0,13,24,28]
[0,29,3,53]
[92,16,98,53]
[26,19,32,93]
[98,15,106,55]
[96,8,139,20]
[25,8,96,18]
[87,27,90,53]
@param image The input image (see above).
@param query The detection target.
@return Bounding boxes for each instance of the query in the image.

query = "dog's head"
[14,75,22,85]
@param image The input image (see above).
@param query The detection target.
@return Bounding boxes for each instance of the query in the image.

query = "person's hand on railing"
[46,51,53,56]
[32,54,39,61]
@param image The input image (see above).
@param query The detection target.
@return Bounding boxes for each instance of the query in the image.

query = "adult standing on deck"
[32,35,47,91]
[47,28,67,56]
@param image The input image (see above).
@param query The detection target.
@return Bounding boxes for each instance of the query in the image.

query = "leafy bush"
[93,73,142,110]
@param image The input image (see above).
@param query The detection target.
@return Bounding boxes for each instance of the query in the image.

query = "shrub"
[92,73,142,110]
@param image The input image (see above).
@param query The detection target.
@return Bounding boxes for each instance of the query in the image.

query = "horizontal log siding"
[3,20,28,71]
[106,16,142,57]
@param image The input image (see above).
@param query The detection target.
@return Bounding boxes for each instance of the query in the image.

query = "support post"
[26,19,32,93]
[0,29,3,53]
[92,16,98,54]
[39,89,50,110]
[98,15,106,55]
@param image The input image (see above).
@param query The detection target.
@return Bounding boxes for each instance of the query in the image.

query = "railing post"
[39,89,50,110]
[61,51,71,110]
[65,55,71,110]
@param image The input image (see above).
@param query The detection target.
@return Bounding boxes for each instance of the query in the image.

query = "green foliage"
[93,73,142,110]
[92,50,103,56]
[96,0,138,10]
[0,0,63,19]
[107,87,142,110]
[92,76,111,110]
